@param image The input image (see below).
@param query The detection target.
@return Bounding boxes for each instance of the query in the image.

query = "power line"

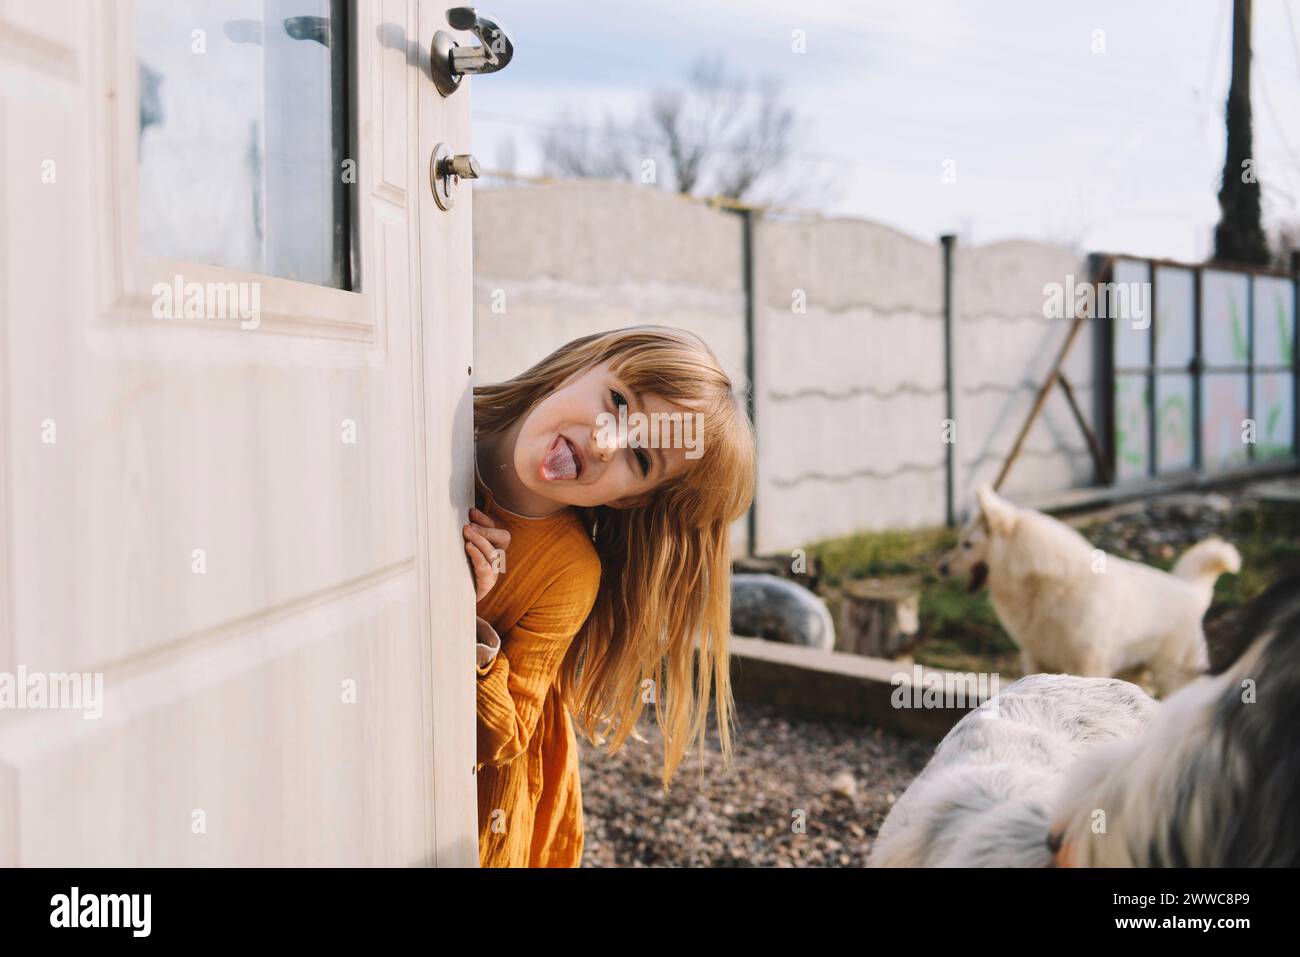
[1284,0,1300,81]
[1252,53,1300,210]
[1202,0,1229,104]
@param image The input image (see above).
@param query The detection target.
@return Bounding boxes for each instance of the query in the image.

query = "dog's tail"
[1172,538,1242,605]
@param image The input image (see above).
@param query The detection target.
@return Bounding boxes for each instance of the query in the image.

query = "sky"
[469,0,1300,261]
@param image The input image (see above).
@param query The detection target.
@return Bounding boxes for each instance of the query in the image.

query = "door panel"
[413,0,478,867]
[0,0,477,865]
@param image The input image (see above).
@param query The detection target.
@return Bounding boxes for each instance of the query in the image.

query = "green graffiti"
[1156,390,1191,467]
[1118,432,1143,466]
[1229,294,1248,362]
[1277,293,1294,364]
[1159,392,1190,435]
[1115,380,1146,469]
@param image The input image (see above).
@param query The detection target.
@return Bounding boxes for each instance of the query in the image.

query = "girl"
[462,325,756,867]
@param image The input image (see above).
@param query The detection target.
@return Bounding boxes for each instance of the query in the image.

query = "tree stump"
[837,576,922,658]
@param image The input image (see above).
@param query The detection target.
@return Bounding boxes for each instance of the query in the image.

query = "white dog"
[869,575,1300,867]
[868,673,1154,866]
[938,484,1240,697]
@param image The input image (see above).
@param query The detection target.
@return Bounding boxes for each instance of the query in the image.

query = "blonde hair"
[474,325,756,789]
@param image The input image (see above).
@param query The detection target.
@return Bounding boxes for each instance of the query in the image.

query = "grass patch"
[805,526,1019,674]
[1214,506,1300,608]
[807,526,956,588]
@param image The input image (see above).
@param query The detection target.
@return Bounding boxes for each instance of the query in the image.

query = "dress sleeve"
[475,617,501,674]
[476,555,601,768]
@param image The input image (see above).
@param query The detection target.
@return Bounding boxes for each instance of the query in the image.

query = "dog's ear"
[976,483,1016,536]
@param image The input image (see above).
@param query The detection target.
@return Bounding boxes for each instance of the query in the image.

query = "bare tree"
[539,58,830,207]
[538,107,642,182]
[716,76,798,201]
[1268,222,1300,271]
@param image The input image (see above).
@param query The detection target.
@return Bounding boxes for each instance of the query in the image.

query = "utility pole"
[1214,0,1270,265]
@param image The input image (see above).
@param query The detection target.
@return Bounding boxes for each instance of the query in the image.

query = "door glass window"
[137,0,352,289]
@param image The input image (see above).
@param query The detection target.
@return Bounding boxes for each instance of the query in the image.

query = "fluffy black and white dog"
[869,576,1300,867]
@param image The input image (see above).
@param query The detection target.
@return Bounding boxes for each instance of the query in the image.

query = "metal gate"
[1100,255,1298,484]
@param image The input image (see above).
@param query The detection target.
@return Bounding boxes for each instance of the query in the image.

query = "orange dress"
[473,470,602,867]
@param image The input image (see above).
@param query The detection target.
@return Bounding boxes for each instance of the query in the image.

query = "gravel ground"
[1076,492,1237,562]
[1075,477,1299,564]
[577,700,931,867]
[577,481,1297,867]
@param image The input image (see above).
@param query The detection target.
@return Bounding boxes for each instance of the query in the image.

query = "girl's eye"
[608,388,648,475]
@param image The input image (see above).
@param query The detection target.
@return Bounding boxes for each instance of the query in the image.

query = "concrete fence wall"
[472,180,1099,554]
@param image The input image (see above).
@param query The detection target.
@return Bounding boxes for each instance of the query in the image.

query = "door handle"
[430,6,514,97]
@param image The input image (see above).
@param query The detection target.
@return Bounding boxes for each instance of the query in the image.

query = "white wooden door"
[0,0,478,865]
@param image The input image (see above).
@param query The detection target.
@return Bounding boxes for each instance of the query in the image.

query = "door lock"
[430,7,514,97]
[430,143,480,210]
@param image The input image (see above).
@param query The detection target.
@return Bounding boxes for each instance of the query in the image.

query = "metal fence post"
[741,207,757,556]
[1293,251,1299,462]
[941,234,956,527]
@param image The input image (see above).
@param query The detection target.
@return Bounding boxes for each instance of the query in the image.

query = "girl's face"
[513,358,699,508]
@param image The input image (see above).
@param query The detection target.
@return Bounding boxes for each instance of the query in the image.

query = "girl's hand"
[464,508,510,602]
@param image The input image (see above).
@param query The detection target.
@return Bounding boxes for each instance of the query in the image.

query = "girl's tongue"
[541,434,577,481]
